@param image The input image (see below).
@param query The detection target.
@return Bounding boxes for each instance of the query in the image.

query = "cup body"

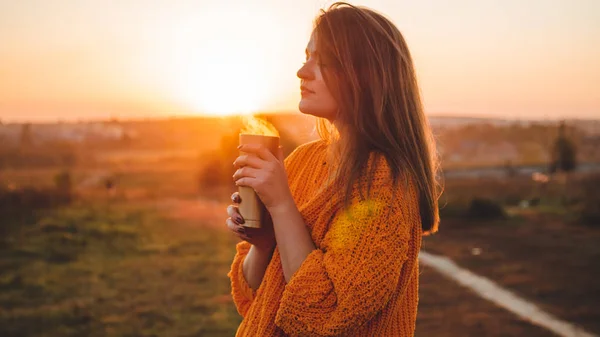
[238,134,280,228]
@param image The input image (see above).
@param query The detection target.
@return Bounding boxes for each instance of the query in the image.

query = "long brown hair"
[313,2,441,234]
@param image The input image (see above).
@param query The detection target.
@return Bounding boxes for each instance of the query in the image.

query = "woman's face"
[297,33,338,121]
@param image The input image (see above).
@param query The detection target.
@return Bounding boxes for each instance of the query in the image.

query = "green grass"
[0,202,241,337]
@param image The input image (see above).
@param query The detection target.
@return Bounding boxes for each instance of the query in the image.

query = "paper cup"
[238,134,280,228]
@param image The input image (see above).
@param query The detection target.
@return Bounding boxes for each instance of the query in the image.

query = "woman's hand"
[232,144,295,214]
[226,192,276,252]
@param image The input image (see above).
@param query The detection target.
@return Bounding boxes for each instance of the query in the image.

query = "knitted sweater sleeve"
[275,169,416,336]
[226,144,308,317]
[227,241,256,317]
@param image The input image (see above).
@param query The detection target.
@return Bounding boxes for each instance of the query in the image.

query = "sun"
[177,41,268,116]
[166,7,281,117]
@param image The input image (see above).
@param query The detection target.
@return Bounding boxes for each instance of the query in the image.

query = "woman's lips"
[300,86,315,96]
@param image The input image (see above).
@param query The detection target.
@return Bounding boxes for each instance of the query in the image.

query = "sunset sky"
[0,0,598,122]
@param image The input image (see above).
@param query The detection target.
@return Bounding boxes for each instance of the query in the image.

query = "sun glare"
[178,41,267,116]
[167,7,281,117]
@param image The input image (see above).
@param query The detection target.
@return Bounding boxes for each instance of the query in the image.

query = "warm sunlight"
[173,38,270,116]
[2,1,599,121]
[165,5,283,116]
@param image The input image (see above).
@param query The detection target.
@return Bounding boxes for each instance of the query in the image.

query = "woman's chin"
[298,101,336,120]
[298,100,313,115]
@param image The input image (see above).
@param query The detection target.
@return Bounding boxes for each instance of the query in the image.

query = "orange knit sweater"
[228,139,422,336]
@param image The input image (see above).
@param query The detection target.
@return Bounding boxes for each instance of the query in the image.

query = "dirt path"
[420,251,597,337]
[417,265,555,337]
[423,215,600,334]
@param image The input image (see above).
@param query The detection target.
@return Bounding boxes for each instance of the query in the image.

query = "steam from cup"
[240,116,280,137]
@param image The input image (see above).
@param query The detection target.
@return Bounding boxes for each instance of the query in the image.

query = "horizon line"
[0,110,597,125]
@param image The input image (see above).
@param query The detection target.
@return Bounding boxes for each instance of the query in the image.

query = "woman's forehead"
[306,34,317,54]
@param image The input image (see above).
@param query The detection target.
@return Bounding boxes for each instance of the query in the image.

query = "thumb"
[277,145,284,163]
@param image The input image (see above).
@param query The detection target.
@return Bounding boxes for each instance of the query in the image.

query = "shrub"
[0,185,73,236]
[197,156,233,190]
[440,205,468,218]
[580,174,600,226]
[54,170,73,202]
[439,200,468,218]
[467,198,506,220]
[549,122,577,174]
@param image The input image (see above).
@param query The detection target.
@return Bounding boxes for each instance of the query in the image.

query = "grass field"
[1,163,598,336]
[0,197,242,337]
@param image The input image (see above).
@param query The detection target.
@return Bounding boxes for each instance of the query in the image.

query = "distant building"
[0,122,131,145]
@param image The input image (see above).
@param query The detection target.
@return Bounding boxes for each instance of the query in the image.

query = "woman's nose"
[297,62,314,80]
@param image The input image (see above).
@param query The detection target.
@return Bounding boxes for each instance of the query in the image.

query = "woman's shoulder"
[285,139,326,164]
[365,152,393,181]
[294,138,327,153]
[362,152,417,198]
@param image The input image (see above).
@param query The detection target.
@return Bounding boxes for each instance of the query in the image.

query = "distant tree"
[549,121,578,205]
[504,160,517,177]
[19,123,33,148]
[120,131,132,146]
[549,121,577,174]
[54,170,73,203]
[467,198,506,220]
[197,129,240,193]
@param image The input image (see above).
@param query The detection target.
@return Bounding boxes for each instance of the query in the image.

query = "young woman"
[226,2,440,336]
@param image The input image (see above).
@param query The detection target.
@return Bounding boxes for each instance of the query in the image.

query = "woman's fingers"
[233,154,265,169]
[232,166,260,181]
[226,204,236,217]
[226,217,239,232]
[226,218,247,235]
[231,192,241,204]
[238,144,275,161]
[226,218,252,241]
[226,205,245,224]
